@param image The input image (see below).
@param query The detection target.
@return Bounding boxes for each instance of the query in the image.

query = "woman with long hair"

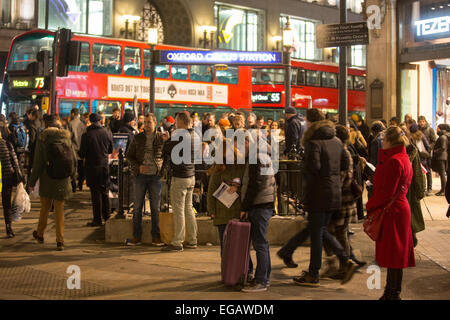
[366,126,415,300]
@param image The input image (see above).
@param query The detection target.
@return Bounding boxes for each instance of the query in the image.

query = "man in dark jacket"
[432,124,450,196]
[108,107,122,133]
[119,111,136,149]
[240,138,276,293]
[23,109,40,185]
[68,108,86,192]
[79,113,113,226]
[418,115,437,192]
[161,112,201,251]
[277,108,357,287]
[126,113,165,246]
[284,106,304,156]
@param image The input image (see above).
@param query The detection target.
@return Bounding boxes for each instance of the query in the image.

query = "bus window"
[252,68,285,85]
[92,43,122,74]
[190,65,213,82]
[354,76,366,90]
[7,33,53,71]
[306,70,321,86]
[124,101,141,112]
[143,50,170,78]
[321,72,338,88]
[92,100,122,117]
[291,69,297,86]
[58,100,89,117]
[124,47,141,76]
[297,69,305,85]
[172,65,188,80]
[347,75,353,89]
[69,42,90,72]
[216,66,238,84]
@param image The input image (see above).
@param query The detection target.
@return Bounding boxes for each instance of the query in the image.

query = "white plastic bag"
[30,180,39,199]
[12,183,31,217]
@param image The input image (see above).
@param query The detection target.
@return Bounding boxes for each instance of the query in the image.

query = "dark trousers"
[279,211,349,278]
[217,224,227,256]
[435,160,447,192]
[1,184,13,225]
[90,187,110,224]
[384,268,403,299]
[426,170,433,191]
[72,160,85,191]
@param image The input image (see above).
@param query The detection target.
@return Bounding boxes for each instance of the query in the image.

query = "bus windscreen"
[7,33,54,71]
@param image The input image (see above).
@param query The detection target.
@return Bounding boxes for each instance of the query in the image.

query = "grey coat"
[68,115,86,159]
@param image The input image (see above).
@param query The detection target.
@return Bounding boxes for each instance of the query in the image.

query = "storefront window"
[214,3,264,51]
[38,0,112,36]
[280,16,322,61]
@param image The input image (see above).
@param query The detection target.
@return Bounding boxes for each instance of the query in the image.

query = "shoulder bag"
[364,185,405,241]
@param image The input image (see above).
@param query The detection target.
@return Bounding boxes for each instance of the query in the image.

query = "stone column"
[366,0,397,124]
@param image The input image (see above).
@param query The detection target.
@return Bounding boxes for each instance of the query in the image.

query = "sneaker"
[293,271,320,287]
[125,238,142,246]
[32,230,44,244]
[151,238,165,247]
[241,283,268,293]
[320,257,339,279]
[56,242,64,251]
[161,244,183,252]
[341,260,358,284]
[277,250,298,268]
[184,243,198,249]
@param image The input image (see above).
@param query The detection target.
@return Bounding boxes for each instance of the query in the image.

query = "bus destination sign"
[9,77,48,90]
[252,92,282,104]
[158,50,283,65]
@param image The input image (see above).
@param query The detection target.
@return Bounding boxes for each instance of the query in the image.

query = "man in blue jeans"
[240,137,276,293]
[126,113,165,246]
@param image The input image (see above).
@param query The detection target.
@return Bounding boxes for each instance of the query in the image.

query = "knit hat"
[89,113,102,123]
[165,115,175,124]
[285,106,297,115]
[351,114,360,122]
[409,123,419,133]
[123,112,135,123]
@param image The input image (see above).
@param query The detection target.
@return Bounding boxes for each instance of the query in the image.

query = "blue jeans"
[132,174,162,239]
[279,211,348,278]
[248,207,273,286]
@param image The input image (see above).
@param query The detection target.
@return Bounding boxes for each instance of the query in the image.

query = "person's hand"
[240,211,248,220]
[210,214,215,219]
[139,165,149,174]
[28,186,34,193]
[227,185,238,194]
[359,156,367,165]
[161,132,169,141]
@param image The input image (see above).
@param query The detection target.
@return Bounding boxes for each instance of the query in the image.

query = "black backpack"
[46,142,74,179]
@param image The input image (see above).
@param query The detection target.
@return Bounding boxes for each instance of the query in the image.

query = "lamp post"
[338,0,348,125]
[121,15,140,39]
[199,26,217,49]
[282,17,294,112]
[148,27,158,114]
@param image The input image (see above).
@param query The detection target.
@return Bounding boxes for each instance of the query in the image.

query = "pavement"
[0,177,449,300]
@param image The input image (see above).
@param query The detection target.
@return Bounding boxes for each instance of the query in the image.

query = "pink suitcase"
[221,219,251,287]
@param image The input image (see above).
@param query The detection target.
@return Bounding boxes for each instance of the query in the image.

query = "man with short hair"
[284,106,305,156]
[119,111,137,147]
[161,112,200,252]
[418,115,436,193]
[68,108,86,192]
[98,111,106,127]
[79,113,113,227]
[256,115,265,129]
[389,117,400,126]
[109,107,121,133]
[126,113,165,246]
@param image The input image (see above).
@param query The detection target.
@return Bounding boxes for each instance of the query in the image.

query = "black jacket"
[241,152,276,211]
[163,128,200,178]
[0,139,22,186]
[109,117,121,134]
[285,114,304,154]
[127,130,165,176]
[301,120,350,212]
[79,124,113,188]
[432,130,450,161]
[119,124,136,149]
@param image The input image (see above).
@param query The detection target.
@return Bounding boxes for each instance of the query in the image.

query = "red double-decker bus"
[251,59,366,121]
[1,29,252,121]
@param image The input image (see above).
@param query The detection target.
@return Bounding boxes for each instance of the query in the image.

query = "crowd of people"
[1,104,449,299]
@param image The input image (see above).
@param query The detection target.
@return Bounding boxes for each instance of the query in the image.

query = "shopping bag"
[12,183,31,215]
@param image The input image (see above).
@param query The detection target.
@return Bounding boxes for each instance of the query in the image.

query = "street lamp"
[282,17,294,112]
[148,26,158,114]
[121,15,140,39]
[199,26,217,49]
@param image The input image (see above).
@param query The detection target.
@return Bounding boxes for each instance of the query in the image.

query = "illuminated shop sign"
[158,50,283,65]
[252,92,282,104]
[9,77,47,90]
[415,16,450,41]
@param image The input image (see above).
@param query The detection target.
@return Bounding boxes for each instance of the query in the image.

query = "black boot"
[6,223,15,238]
[380,269,402,300]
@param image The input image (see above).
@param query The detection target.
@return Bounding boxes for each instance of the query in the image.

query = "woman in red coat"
[366,126,415,300]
